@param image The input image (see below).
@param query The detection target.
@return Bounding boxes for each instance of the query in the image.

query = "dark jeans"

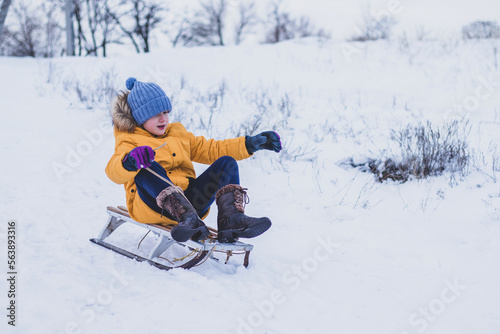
[135,156,240,219]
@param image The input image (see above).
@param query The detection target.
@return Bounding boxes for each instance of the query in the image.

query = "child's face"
[143,111,169,136]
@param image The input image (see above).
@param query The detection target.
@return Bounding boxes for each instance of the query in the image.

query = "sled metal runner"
[90,206,253,270]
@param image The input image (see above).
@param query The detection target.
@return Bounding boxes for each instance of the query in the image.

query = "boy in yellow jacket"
[106,77,281,243]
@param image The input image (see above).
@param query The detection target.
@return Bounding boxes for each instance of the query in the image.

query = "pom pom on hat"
[126,77,137,90]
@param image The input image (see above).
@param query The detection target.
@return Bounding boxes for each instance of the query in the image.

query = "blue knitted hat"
[125,77,172,125]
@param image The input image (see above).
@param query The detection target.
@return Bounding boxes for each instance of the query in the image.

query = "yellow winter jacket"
[105,122,251,226]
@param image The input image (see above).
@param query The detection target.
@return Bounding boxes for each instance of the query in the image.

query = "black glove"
[245,131,282,154]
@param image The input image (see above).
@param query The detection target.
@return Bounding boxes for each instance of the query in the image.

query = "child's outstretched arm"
[189,134,250,164]
[188,129,281,164]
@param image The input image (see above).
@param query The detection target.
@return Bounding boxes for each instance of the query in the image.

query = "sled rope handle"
[153,142,167,151]
[173,248,199,262]
[137,230,151,250]
[147,142,193,204]
[145,167,190,202]
[145,167,176,187]
[193,247,215,267]
[148,142,177,188]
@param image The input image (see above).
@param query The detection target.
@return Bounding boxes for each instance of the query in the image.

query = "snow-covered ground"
[2,7,500,334]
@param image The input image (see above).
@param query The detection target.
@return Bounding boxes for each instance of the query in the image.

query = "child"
[105,77,281,243]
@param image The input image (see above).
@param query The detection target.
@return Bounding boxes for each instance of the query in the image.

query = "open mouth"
[157,125,166,130]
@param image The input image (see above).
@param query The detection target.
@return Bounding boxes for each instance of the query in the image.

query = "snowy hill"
[2,34,500,334]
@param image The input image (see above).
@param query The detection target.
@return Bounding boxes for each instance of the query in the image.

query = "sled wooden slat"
[90,206,254,271]
[113,206,220,235]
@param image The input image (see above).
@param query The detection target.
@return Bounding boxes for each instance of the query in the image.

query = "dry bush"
[64,68,118,110]
[351,14,395,42]
[462,21,500,39]
[348,120,471,182]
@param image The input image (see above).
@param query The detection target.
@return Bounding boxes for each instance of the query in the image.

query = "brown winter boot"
[215,184,272,243]
[156,186,210,242]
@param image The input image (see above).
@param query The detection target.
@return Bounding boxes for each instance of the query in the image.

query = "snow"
[2,4,500,334]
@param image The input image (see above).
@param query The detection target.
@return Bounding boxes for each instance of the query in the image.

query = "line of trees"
[0,0,327,57]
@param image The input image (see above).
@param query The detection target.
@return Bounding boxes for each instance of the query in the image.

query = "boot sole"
[171,225,210,242]
[218,219,271,243]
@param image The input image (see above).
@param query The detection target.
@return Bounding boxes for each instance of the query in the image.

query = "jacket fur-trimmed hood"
[111,91,139,133]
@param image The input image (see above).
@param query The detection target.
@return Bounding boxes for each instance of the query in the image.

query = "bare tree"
[265,0,292,43]
[107,5,141,53]
[41,3,63,57]
[65,0,75,55]
[6,4,41,56]
[83,0,118,56]
[73,0,88,55]
[68,0,120,56]
[294,16,317,38]
[85,0,99,55]
[170,14,191,48]
[264,0,325,44]
[110,0,163,53]
[234,1,257,45]
[0,0,12,37]
[3,2,64,57]
[205,0,226,46]
[99,3,119,57]
[132,0,163,52]
[181,0,227,47]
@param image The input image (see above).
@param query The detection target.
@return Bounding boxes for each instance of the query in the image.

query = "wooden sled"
[90,206,254,271]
